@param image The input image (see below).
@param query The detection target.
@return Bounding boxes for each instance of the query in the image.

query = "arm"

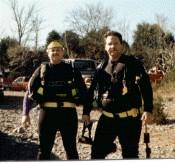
[74,68,91,124]
[137,61,154,124]
[21,66,41,127]
[22,90,32,116]
[88,70,99,108]
[28,66,42,102]
[21,91,32,127]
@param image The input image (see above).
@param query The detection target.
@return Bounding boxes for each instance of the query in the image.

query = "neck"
[109,54,121,62]
[50,60,61,65]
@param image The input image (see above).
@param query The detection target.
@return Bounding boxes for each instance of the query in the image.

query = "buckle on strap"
[103,108,143,118]
[42,102,76,108]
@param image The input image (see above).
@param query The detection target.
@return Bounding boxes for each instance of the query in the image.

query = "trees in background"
[46,30,62,48]
[0,1,175,78]
[132,23,175,71]
[8,0,43,48]
[62,31,80,58]
[1,22,174,78]
[66,2,113,37]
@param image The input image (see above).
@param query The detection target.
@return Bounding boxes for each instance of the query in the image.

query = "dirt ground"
[0,90,175,160]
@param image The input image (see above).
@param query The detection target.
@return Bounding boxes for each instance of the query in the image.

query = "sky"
[0,0,175,47]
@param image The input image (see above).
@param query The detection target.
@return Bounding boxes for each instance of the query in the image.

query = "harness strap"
[41,101,76,108]
[102,108,144,118]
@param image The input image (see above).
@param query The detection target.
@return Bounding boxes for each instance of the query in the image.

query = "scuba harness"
[92,56,142,109]
[36,62,80,104]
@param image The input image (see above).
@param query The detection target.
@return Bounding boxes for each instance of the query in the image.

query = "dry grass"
[152,71,175,124]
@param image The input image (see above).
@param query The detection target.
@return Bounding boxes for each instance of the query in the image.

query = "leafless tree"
[117,18,130,43]
[31,15,44,50]
[66,2,114,36]
[155,14,168,31]
[8,0,43,47]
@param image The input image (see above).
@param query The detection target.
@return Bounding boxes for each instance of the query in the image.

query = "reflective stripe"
[37,87,44,95]
[92,100,98,108]
[102,108,143,118]
[103,111,114,118]
[68,80,72,84]
[72,88,77,96]
[56,94,67,97]
[42,102,76,108]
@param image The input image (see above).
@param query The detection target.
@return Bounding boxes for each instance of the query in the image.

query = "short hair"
[104,31,123,43]
[47,41,63,49]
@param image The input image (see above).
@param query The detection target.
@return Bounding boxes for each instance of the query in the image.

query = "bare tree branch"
[66,2,114,36]
[8,0,43,47]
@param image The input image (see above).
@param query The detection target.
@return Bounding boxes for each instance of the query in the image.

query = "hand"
[82,114,90,126]
[141,112,154,125]
[21,115,31,128]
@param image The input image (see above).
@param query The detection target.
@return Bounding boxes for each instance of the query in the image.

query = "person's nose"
[110,44,116,49]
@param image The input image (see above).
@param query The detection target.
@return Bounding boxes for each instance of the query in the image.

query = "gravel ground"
[0,91,175,161]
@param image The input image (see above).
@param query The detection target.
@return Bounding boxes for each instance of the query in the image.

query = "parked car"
[63,58,97,88]
[11,76,29,91]
[3,78,14,90]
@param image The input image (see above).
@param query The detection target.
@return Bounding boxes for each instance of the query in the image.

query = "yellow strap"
[68,80,72,84]
[56,94,67,97]
[92,100,98,108]
[40,64,47,79]
[42,102,76,108]
[103,108,143,118]
[63,102,76,107]
[102,111,114,118]
[72,88,77,96]
[43,102,57,107]
[37,87,44,95]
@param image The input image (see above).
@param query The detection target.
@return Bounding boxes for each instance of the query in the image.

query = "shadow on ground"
[0,131,60,160]
[0,131,38,160]
[0,92,60,160]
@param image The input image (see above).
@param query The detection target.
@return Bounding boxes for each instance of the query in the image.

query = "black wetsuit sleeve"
[74,68,91,115]
[137,61,153,113]
[88,70,99,105]
[22,90,33,115]
[22,66,41,115]
[28,66,41,101]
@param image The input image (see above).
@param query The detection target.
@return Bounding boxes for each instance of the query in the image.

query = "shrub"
[153,96,167,125]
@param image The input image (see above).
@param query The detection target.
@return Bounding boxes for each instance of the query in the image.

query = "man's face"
[105,35,123,60]
[47,47,64,64]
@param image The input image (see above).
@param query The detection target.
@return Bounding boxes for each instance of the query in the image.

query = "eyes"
[105,37,122,47]
[48,48,63,53]
[107,42,120,46]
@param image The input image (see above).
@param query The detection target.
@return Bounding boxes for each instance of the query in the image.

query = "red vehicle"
[148,67,164,84]
[3,78,13,90]
[11,76,29,91]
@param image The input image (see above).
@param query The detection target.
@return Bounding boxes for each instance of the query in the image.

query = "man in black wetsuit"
[89,31,154,159]
[21,40,90,160]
